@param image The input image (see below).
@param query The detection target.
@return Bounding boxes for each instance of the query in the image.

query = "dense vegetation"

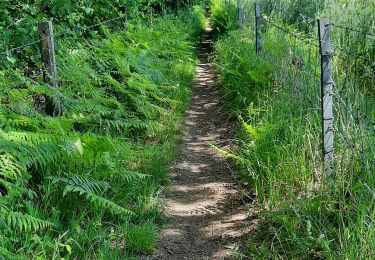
[2,0,374,258]
[211,0,374,259]
[0,1,204,258]
[258,0,375,73]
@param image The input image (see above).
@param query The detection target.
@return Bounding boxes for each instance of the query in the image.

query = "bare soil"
[152,14,250,260]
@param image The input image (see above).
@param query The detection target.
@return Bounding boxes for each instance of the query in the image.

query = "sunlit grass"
[211,0,374,258]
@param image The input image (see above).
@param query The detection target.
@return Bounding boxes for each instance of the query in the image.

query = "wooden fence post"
[38,21,58,88]
[237,0,242,23]
[318,19,334,175]
[255,3,262,54]
[38,20,61,116]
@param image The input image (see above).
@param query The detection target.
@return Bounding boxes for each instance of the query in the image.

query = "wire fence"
[1,1,374,176]
[0,17,125,57]
[226,0,375,177]
[0,11,135,119]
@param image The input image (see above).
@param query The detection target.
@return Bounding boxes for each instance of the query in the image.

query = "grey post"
[38,20,61,116]
[237,0,242,23]
[38,21,58,88]
[318,19,334,174]
[255,3,262,54]
[229,0,232,7]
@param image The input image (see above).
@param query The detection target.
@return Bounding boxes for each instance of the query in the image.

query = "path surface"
[153,14,249,260]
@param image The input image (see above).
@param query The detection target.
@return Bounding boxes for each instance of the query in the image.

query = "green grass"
[0,6,205,259]
[124,221,157,253]
[210,0,238,37]
[211,0,374,258]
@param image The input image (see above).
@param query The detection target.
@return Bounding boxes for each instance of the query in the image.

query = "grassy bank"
[210,0,374,259]
[0,6,205,259]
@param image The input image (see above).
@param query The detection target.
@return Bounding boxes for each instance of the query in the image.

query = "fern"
[62,175,110,196]
[0,245,18,260]
[0,153,25,180]
[51,174,134,217]
[0,153,28,199]
[0,114,39,131]
[0,207,54,232]
[0,5,202,257]
[119,170,149,183]
[82,192,134,216]
[0,178,26,198]
[0,130,61,168]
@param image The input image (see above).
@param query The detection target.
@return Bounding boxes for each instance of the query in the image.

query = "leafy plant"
[211,0,374,258]
[0,4,205,258]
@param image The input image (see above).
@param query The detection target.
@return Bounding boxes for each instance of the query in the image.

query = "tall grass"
[211,0,374,258]
[252,0,375,66]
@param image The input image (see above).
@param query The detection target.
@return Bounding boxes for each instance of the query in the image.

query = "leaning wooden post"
[318,19,334,175]
[38,20,61,116]
[237,0,242,23]
[255,3,262,54]
[38,21,58,88]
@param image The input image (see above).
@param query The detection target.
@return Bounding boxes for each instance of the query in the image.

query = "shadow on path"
[152,11,251,260]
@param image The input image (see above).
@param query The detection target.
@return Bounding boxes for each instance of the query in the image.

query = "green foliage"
[0,5,205,259]
[213,6,374,259]
[0,209,55,232]
[256,0,375,74]
[51,174,134,217]
[210,0,238,36]
[259,0,324,26]
[124,221,157,253]
[0,0,203,54]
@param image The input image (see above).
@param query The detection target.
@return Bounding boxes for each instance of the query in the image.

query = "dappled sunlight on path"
[152,12,251,260]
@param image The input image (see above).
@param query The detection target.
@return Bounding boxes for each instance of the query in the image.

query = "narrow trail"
[152,12,250,260]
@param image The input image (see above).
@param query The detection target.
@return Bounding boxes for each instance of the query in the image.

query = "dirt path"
[152,13,250,260]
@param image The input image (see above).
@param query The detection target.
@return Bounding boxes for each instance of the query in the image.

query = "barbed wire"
[332,43,374,66]
[238,2,375,179]
[0,16,123,57]
[332,23,375,39]
[0,37,51,56]
[262,18,320,48]
[257,0,372,46]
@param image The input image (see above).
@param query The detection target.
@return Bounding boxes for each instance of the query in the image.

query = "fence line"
[0,16,124,56]
[0,10,129,117]
[332,23,375,38]
[227,1,375,176]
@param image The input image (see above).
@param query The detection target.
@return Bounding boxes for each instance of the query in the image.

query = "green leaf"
[6,56,16,64]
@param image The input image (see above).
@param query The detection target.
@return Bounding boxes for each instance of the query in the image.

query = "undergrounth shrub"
[0,6,205,259]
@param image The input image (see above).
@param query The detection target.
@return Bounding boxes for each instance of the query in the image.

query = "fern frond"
[0,178,26,197]
[0,153,25,180]
[0,210,54,232]
[118,170,149,182]
[0,114,39,131]
[62,175,110,196]
[52,174,134,217]
[0,245,19,260]
[0,130,61,167]
[84,192,134,216]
